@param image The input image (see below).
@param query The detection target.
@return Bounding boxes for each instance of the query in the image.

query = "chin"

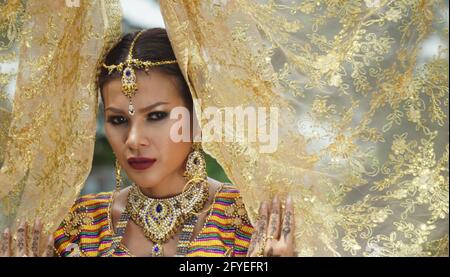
[134,179,158,188]
[131,176,161,188]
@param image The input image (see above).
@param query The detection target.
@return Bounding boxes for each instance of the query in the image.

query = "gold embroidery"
[161,0,449,256]
[225,196,251,228]
[0,0,122,234]
[62,206,93,237]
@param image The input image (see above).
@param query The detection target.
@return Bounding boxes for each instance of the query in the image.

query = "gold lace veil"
[0,0,448,257]
[160,0,448,256]
[0,0,121,234]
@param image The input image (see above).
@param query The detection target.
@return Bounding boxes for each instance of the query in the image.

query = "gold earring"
[182,142,210,216]
[183,142,207,183]
[115,158,123,192]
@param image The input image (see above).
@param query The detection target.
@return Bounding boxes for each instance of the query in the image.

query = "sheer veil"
[160,0,448,256]
[0,0,448,256]
[0,0,121,235]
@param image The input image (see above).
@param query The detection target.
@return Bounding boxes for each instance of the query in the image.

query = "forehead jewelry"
[102,30,177,116]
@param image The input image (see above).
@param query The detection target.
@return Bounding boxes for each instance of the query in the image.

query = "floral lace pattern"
[0,0,122,234]
[161,0,448,256]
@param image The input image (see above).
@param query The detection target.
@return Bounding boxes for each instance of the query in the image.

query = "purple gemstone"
[156,204,163,213]
[154,246,159,252]
[125,69,131,77]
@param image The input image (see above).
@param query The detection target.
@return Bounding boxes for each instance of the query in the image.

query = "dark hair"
[98,28,192,111]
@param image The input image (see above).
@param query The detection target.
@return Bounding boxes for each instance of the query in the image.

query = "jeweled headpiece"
[102,30,177,115]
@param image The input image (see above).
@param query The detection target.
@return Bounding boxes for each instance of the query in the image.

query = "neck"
[137,171,187,199]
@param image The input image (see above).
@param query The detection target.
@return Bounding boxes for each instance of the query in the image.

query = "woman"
[0,28,295,257]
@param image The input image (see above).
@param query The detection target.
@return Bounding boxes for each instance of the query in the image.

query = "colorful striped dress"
[53,184,254,257]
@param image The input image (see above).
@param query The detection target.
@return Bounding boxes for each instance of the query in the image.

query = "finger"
[16,222,27,257]
[31,218,42,257]
[41,235,54,257]
[247,201,266,256]
[1,228,11,257]
[267,196,281,241]
[280,195,295,245]
[247,200,269,257]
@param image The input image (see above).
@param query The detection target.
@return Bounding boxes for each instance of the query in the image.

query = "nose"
[125,120,150,150]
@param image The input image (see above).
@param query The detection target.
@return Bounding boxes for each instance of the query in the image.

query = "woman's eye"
[107,116,127,125]
[148,111,168,121]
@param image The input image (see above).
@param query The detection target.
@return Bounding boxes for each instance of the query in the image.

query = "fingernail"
[262,200,270,210]
[273,195,279,204]
[35,218,40,226]
[4,228,9,234]
[287,195,292,204]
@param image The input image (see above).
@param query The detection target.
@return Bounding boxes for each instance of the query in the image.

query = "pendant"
[151,242,163,257]
[121,65,137,98]
[128,99,135,116]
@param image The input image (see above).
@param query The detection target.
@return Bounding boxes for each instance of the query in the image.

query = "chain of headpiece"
[102,30,177,115]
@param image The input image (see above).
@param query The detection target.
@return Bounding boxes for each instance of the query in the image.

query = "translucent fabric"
[160,0,449,256]
[0,0,122,236]
[0,0,448,257]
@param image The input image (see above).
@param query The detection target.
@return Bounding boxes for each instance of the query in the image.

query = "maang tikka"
[102,30,177,116]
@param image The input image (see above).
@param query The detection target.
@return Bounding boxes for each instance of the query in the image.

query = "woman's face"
[102,70,192,190]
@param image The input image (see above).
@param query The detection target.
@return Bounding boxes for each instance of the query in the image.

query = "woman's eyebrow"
[105,101,169,113]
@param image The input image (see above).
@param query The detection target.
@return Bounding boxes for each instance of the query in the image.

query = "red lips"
[127,157,156,170]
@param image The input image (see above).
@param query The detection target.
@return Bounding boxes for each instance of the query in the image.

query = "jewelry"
[181,142,213,217]
[183,142,207,183]
[125,182,208,256]
[102,30,177,116]
[256,234,267,257]
[114,158,123,192]
[174,215,198,256]
[109,206,199,257]
[104,205,132,257]
[108,142,209,256]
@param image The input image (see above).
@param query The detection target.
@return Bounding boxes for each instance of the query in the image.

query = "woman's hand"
[247,195,295,257]
[1,219,54,257]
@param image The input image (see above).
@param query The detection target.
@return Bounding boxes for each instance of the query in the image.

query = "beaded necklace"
[109,183,208,256]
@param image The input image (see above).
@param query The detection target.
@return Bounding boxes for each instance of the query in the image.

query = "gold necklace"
[125,182,208,256]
